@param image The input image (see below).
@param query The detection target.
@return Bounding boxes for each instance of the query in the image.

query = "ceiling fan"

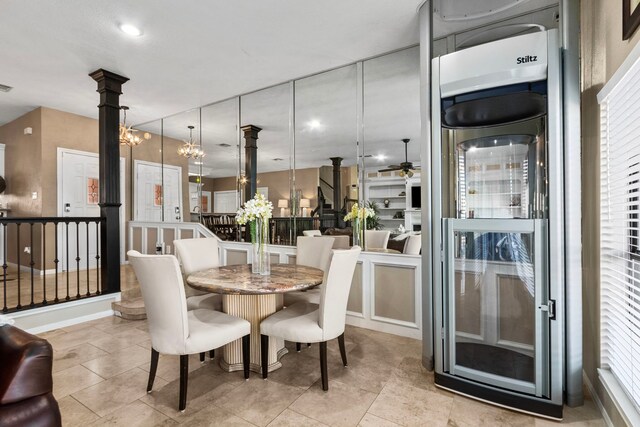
[378,139,417,177]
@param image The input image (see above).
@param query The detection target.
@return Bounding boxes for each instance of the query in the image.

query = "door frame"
[57,148,126,268]
[133,160,183,222]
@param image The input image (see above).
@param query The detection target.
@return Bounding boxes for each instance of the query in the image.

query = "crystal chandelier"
[119,106,150,147]
[178,125,205,159]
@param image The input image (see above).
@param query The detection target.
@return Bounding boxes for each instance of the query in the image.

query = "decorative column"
[242,125,262,203]
[89,69,128,294]
[330,157,343,212]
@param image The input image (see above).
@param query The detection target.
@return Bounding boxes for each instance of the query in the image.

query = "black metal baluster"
[16,223,21,310]
[54,222,59,303]
[29,223,34,307]
[75,221,80,299]
[42,222,47,305]
[86,221,90,296]
[95,221,100,294]
[2,223,7,313]
[65,221,70,301]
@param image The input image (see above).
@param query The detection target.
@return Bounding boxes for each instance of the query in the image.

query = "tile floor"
[40,316,605,426]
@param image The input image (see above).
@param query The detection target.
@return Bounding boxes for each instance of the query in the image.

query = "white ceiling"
[0,0,558,178]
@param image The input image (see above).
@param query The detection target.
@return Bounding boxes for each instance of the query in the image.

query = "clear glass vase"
[352,217,364,248]
[251,218,271,275]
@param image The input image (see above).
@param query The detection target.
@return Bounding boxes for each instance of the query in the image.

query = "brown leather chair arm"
[0,325,54,405]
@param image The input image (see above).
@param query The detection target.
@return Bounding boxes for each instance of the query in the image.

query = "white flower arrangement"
[236,192,273,225]
[343,202,375,222]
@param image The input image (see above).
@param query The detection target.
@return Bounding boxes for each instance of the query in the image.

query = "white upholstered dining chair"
[174,238,222,313]
[128,250,251,411]
[364,230,390,250]
[283,236,335,310]
[403,234,422,255]
[302,230,322,236]
[260,246,361,391]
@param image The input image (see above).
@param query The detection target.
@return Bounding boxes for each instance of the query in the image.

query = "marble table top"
[186,263,324,295]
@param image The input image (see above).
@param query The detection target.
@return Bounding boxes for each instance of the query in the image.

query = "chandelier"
[178,125,205,159]
[119,106,150,147]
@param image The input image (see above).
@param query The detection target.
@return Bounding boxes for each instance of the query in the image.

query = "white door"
[134,161,183,222]
[58,149,125,271]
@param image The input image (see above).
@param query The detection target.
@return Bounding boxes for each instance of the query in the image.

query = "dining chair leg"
[242,334,250,380]
[261,334,269,379]
[199,352,205,363]
[209,349,215,359]
[296,342,301,352]
[307,343,311,347]
[338,333,348,367]
[179,355,189,411]
[319,341,328,391]
[147,348,159,393]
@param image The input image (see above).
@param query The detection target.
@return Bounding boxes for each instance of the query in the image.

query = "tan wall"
[0,108,44,267]
[0,107,191,269]
[581,1,640,424]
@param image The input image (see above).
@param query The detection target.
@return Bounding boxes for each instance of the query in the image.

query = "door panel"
[445,218,548,397]
[134,161,183,222]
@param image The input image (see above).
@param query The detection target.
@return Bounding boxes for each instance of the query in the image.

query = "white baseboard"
[7,293,121,334]
[6,261,56,276]
[583,371,615,427]
[346,315,422,340]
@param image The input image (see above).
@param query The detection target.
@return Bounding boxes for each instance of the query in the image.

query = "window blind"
[599,51,640,412]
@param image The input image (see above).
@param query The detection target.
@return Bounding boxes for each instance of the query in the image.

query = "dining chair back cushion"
[364,230,390,250]
[173,238,220,275]
[296,236,334,274]
[318,246,361,340]
[403,235,422,255]
[128,251,189,355]
[302,230,322,237]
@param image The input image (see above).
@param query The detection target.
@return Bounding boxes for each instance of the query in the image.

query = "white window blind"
[599,50,640,412]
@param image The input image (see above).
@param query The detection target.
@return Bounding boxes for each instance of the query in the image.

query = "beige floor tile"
[177,404,256,426]
[88,327,151,353]
[53,364,104,399]
[82,344,151,378]
[448,395,534,427]
[327,356,394,394]
[368,381,453,427]
[358,413,401,427]
[216,378,305,426]
[53,342,109,373]
[140,364,245,420]
[266,351,322,389]
[92,316,147,335]
[90,399,176,426]
[38,328,68,340]
[289,379,377,427]
[48,327,112,351]
[57,395,100,426]
[268,408,329,426]
[137,352,209,383]
[73,367,167,417]
[534,397,605,426]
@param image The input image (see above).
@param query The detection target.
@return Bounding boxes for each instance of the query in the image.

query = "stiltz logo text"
[516,55,538,64]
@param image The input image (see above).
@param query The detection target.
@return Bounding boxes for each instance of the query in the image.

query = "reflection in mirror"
[363,46,421,254]
[159,109,198,226]
[240,84,291,244]
[294,65,358,245]
[199,98,240,239]
[131,119,165,223]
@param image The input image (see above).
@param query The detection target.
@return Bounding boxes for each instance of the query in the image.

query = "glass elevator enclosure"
[432,30,564,419]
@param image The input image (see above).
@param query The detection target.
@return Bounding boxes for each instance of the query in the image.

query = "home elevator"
[431,30,564,419]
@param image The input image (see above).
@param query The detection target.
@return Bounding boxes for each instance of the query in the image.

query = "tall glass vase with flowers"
[235,193,273,275]
[344,202,375,248]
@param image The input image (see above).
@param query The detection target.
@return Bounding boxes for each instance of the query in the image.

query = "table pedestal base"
[221,294,287,373]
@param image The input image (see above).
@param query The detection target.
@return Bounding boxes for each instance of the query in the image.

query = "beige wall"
[581,0,640,425]
[0,107,191,269]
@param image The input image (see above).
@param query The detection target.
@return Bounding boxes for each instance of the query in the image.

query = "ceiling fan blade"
[378,167,401,172]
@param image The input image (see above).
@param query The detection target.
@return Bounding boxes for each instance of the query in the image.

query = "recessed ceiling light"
[308,120,321,130]
[119,24,143,37]
[375,154,386,162]
[194,161,203,165]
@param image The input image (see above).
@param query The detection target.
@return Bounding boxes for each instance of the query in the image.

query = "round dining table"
[186,263,324,373]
